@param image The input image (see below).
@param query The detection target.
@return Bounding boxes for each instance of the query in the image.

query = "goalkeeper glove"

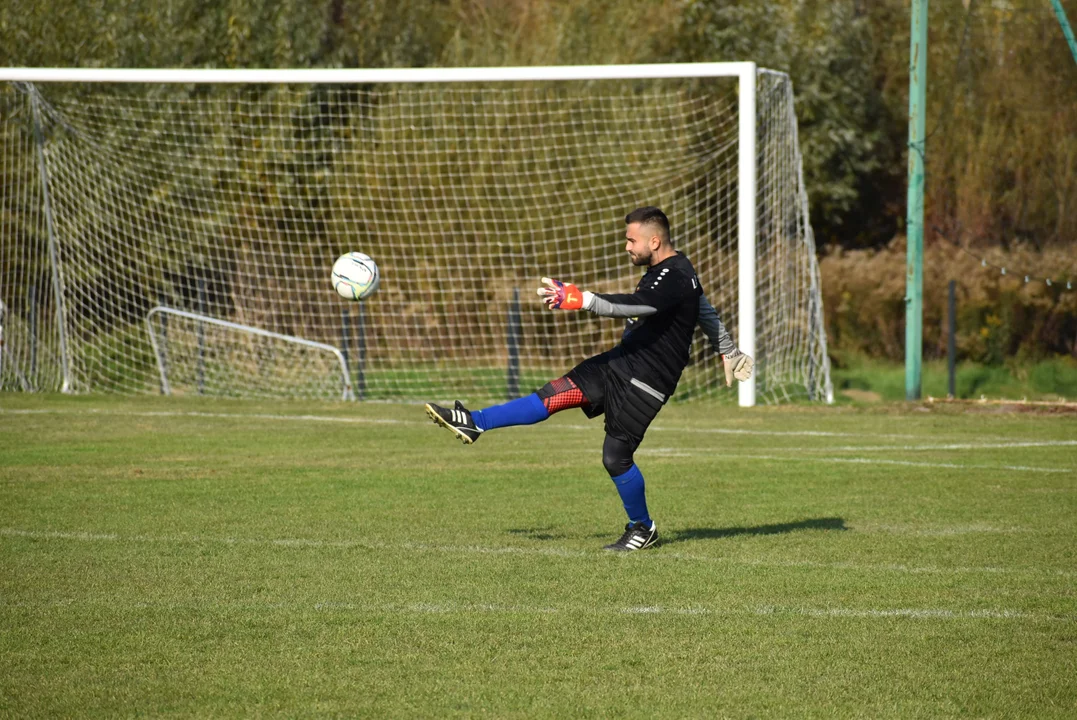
[537,277,588,310]
[722,349,754,387]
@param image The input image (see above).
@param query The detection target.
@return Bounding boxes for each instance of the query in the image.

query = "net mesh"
[0,72,830,403]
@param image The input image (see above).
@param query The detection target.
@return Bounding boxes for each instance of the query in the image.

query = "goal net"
[0,65,831,405]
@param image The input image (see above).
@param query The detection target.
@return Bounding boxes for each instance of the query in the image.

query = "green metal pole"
[1049,0,1077,67]
[905,0,928,401]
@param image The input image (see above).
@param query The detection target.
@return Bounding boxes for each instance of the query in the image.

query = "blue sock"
[611,464,652,527]
[471,393,549,432]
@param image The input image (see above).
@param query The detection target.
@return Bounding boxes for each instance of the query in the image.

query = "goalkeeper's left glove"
[722,349,754,387]
[537,276,590,310]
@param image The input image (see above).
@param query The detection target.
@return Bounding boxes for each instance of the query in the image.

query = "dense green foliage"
[4,0,1075,250]
[2,394,1076,716]
[831,353,1077,401]
[2,0,1075,370]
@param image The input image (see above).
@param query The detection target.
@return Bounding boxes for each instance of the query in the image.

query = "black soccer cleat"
[424,400,483,445]
[604,521,659,552]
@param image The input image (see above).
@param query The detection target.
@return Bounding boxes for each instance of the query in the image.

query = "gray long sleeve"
[698,293,736,355]
[585,294,659,318]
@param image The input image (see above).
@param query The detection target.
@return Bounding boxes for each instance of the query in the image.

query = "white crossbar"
[0,63,754,84]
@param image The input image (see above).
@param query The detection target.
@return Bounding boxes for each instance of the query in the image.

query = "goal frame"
[145,306,354,401]
[3,62,763,405]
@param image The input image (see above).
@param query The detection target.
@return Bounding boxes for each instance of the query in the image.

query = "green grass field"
[831,355,1077,404]
[1,393,1075,717]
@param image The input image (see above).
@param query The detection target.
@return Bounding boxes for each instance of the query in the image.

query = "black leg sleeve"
[602,433,637,477]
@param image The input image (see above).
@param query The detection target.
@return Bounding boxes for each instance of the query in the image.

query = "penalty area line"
[308,602,1062,621]
[637,449,1072,474]
[0,407,414,425]
[0,406,1008,441]
[778,440,1077,453]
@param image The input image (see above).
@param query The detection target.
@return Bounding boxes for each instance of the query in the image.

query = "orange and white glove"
[537,277,589,311]
[722,349,754,387]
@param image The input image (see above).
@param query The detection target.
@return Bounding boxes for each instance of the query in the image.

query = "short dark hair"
[625,206,671,244]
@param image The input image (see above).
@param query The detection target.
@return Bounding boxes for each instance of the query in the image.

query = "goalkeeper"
[425,207,753,552]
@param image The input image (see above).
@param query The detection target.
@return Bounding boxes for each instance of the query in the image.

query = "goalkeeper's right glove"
[537,276,588,310]
[722,349,754,387]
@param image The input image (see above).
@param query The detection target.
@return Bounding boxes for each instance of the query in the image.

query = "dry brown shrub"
[820,237,1077,364]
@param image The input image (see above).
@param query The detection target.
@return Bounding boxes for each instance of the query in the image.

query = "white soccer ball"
[331,252,380,301]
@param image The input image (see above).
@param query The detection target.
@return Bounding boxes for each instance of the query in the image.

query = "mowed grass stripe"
[5,405,1076,452]
[1,404,1060,441]
[1,394,1076,717]
[3,406,1074,475]
[3,526,1076,578]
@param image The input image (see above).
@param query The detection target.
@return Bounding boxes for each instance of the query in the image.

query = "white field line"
[0,407,415,426]
[3,406,1066,451]
[637,449,1072,474]
[0,596,1065,623]
[3,527,1074,579]
[855,523,1032,537]
[323,603,1062,622]
[3,408,1071,474]
[749,605,1058,621]
[333,603,1062,621]
[784,440,1077,452]
[0,407,927,439]
[641,439,1077,455]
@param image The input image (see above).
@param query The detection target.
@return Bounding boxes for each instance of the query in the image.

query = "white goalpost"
[0,64,832,406]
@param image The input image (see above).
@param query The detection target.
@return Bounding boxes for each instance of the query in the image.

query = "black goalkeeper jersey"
[590,252,703,396]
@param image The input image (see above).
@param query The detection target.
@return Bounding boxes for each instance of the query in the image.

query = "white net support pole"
[29,88,72,393]
[737,63,757,408]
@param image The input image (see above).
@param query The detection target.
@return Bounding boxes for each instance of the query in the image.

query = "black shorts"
[566,351,668,447]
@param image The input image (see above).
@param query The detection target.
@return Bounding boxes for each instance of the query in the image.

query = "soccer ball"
[331,252,380,301]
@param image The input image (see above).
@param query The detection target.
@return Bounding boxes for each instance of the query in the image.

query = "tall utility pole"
[905,0,928,401]
[1049,0,1077,67]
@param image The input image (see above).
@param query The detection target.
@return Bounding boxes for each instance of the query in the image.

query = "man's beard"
[630,251,651,267]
